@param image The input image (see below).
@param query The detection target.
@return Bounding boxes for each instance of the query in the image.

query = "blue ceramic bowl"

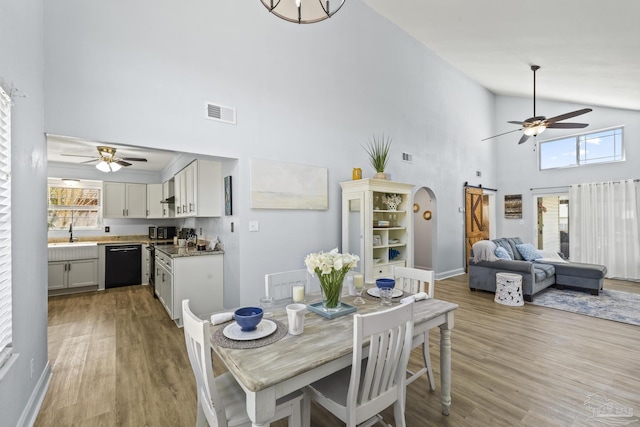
[234,307,263,332]
[376,278,396,289]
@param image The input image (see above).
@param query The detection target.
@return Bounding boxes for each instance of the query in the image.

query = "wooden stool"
[495,273,524,306]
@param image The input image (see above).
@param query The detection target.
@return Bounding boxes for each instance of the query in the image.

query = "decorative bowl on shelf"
[234,307,263,332]
[376,278,396,289]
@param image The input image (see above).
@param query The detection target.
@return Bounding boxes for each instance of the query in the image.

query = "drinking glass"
[353,274,365,305]
[380,288,393,306]
[260,296,274,318]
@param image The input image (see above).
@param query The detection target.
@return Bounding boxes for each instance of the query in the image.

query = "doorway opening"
[534,194,569,258]
[413,187,436,273]
[464,187,495,271]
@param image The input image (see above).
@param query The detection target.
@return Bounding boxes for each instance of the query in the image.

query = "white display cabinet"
[340,179,414,285]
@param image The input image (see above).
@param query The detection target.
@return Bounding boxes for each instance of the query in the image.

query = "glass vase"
[319,278,344,312]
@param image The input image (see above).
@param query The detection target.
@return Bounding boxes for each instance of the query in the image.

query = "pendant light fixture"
[260,0,346,24]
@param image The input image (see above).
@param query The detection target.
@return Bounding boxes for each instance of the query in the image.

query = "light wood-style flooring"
[36,277,640,426]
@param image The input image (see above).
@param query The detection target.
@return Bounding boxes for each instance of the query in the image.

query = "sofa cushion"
[552,262,607,279]
[492,238,516,260]
[516,243,543,261]
[495,246,512,260]
[534,263,555,280]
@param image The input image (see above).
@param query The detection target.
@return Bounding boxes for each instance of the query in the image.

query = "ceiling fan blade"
[545,108,593,125]
[481,128,522,141]
[507,121,525,125]
[546,122,589,129]
[116,160,132,167]
[80,158,99,164]
[120,157,148,162]
[518,134,531,145]
[60,153,99,158]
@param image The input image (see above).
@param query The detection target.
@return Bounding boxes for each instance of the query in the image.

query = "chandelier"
[260,0,346,24]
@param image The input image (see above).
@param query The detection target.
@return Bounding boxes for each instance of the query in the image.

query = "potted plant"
[363,134,392,179]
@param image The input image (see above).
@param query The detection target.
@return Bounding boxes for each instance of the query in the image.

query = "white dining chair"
[265,269,310,305]
[182,299,304,427]
[393,266,436,390]
[304,302,414,427]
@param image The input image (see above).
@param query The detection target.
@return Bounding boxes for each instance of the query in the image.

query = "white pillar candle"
[292,285,305,303]
[353,274,364,288]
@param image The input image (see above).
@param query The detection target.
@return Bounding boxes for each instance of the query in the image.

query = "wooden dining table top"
[209,293,459,393]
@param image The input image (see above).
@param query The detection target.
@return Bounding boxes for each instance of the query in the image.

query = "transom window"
[47,178,103,230]
[539,127,624,170]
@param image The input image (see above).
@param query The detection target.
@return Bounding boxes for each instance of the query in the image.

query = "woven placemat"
[212,319,288,349]
[363,289,406,302]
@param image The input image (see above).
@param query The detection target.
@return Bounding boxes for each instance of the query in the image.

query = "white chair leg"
[423,331,435,391]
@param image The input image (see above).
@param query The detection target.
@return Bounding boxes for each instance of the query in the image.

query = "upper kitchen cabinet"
[162,178,175,218]
[175,160,221,217]
[103,182,147,218]
[146,183,163,219]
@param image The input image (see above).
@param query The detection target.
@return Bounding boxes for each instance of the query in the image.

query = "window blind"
[0,85,12,370]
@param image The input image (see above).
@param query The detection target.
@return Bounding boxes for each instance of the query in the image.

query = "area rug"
[528,288,640,326]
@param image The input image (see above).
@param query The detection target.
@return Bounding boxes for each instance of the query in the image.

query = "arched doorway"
[413,187,436,273]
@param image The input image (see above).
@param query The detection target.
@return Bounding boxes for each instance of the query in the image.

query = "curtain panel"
[570,180,640,281]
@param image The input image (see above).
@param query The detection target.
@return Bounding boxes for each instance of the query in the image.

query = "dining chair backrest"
[265,269,310,304]
[348,303,414,424]
[393,266,435,298]
[182,299,225,427]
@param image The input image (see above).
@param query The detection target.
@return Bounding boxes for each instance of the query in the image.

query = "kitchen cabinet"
[340,179,414,285]
[174,160,221,217]
[162,179,175,218]
[103,182,147,218]
[155,247,224,327]
[48,259,98,291]
[146,183,163,218]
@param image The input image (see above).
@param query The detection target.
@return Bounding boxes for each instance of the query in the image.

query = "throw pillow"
[495,246,512,260]
[516,243,542,261]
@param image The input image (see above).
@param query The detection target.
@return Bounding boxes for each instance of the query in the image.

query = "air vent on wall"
[402,152,412,163]
[205,102,236,125]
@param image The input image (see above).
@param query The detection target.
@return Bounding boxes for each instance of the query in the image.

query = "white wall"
[494,95,640,243]
[43,0,496,303]
[0,0,49,425]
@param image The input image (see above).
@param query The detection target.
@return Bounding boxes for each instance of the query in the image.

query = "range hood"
[160,196,175,204]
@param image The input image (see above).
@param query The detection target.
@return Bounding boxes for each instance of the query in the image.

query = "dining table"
[209,292,459,427]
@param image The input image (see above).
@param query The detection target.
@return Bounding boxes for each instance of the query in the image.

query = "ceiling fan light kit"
[260,0,346,24]
[96,160,122,173]
[483,65,592,145]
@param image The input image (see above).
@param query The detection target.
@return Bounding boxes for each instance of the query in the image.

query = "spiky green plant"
[363,134,392,173]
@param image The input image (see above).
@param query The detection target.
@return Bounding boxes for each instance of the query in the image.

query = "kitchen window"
[0,85,12,373]
[47,178,103,230]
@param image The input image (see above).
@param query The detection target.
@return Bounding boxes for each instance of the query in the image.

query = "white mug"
[286,303,306,335]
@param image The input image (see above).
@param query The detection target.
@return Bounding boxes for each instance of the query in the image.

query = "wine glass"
[353,274,365,305]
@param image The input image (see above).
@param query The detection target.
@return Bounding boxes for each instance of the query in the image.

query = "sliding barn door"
[465,187,488,271]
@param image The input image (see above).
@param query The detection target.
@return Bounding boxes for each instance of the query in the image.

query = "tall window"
[539,127,624,170]
[47,179,102,230]
[0,85,12,372]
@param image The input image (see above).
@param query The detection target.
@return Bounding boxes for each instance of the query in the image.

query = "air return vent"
[402,152,412,163]
[205,102,236,125]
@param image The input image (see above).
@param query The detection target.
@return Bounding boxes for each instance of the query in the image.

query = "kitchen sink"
[48,242,99,261]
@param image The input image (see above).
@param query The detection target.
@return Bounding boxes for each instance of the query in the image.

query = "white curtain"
[570,180,640,280]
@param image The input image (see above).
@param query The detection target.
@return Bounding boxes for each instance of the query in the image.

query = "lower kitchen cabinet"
[48,259,98,292]
[155,249,224,327]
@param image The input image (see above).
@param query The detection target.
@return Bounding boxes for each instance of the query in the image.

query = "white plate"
[367,288,403,298]
[223,319,277,341]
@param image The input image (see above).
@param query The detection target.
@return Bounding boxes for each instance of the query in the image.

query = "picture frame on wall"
[224,175,232,216]
[504,194,522,219]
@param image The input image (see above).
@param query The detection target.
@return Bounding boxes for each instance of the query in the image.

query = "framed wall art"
[504,194,522,219]
[224,175,232,216]
[250,158,328,210]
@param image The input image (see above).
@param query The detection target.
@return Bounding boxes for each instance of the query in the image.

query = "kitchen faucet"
[68,223,78,242]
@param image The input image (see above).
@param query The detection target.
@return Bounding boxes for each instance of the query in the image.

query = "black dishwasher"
[105,245,142,288]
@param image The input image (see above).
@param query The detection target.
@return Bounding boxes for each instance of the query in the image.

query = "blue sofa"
[468,237,607,302]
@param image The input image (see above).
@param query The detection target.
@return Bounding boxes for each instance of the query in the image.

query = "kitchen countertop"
[48,235,172,245]
[154,243,224,258]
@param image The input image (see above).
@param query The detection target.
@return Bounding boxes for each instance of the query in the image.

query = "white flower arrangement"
[383,193,402,210]
[305,248,359,309]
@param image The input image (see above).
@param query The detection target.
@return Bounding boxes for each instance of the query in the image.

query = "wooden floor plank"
[35,278,640,426]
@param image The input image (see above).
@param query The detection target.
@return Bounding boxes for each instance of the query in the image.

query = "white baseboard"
[436,268,465,280]
[18,361,51,427]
